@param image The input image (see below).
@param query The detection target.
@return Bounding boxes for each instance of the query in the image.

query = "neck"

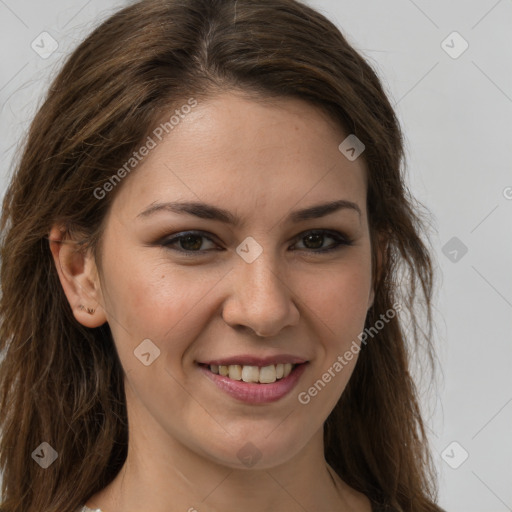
[85,384,370,512]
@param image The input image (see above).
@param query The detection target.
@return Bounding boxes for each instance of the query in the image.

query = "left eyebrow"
[136,199,361,226]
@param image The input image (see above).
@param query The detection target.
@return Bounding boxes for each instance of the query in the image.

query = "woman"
[0,0,445,511]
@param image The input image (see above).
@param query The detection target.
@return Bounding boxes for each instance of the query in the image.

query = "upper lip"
[198,354,308,366]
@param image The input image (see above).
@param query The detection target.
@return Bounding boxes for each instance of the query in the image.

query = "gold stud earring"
[78,305,95,315]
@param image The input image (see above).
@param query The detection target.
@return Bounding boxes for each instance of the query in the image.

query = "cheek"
[102,245,193,325]
[101,250,224,363]
[295,261,371,410]
[301,257,372,339]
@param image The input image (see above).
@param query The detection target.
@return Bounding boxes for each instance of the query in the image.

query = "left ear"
[48,224,108,328]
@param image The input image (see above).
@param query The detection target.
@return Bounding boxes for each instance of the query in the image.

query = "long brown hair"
[0,1,442,511]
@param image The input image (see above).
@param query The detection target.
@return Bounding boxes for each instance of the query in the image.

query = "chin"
[197,428,311,471]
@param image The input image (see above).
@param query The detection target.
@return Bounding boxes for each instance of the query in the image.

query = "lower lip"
[198,363,308,404]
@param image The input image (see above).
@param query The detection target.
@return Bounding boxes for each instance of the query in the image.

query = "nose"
[221,254,300,338]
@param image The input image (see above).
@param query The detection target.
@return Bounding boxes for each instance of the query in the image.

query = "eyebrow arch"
[136,199,361,225]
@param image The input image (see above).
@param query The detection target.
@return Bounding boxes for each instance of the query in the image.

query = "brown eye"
[302,233,325,250]
[162,231,218,254]
[292,230,353,253]
[176,234,204,251]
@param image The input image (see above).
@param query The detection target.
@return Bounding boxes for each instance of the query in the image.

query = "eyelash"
[161,229,354,256]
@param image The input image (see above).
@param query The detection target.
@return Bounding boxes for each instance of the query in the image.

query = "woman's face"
[94,91,374,469]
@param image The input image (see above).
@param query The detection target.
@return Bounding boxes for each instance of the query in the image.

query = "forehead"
[110,91,368,221]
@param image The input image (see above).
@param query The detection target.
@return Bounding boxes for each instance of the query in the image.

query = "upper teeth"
[209,363,294,383]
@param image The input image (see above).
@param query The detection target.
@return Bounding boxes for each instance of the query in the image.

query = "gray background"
[1,1,511,511]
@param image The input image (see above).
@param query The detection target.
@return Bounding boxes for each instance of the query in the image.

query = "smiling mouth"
[199,363,299,384]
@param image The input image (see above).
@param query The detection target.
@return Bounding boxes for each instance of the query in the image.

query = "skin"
[50,91,379,512]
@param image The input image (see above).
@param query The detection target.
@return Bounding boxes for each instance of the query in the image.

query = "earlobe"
[48,225,107,328]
